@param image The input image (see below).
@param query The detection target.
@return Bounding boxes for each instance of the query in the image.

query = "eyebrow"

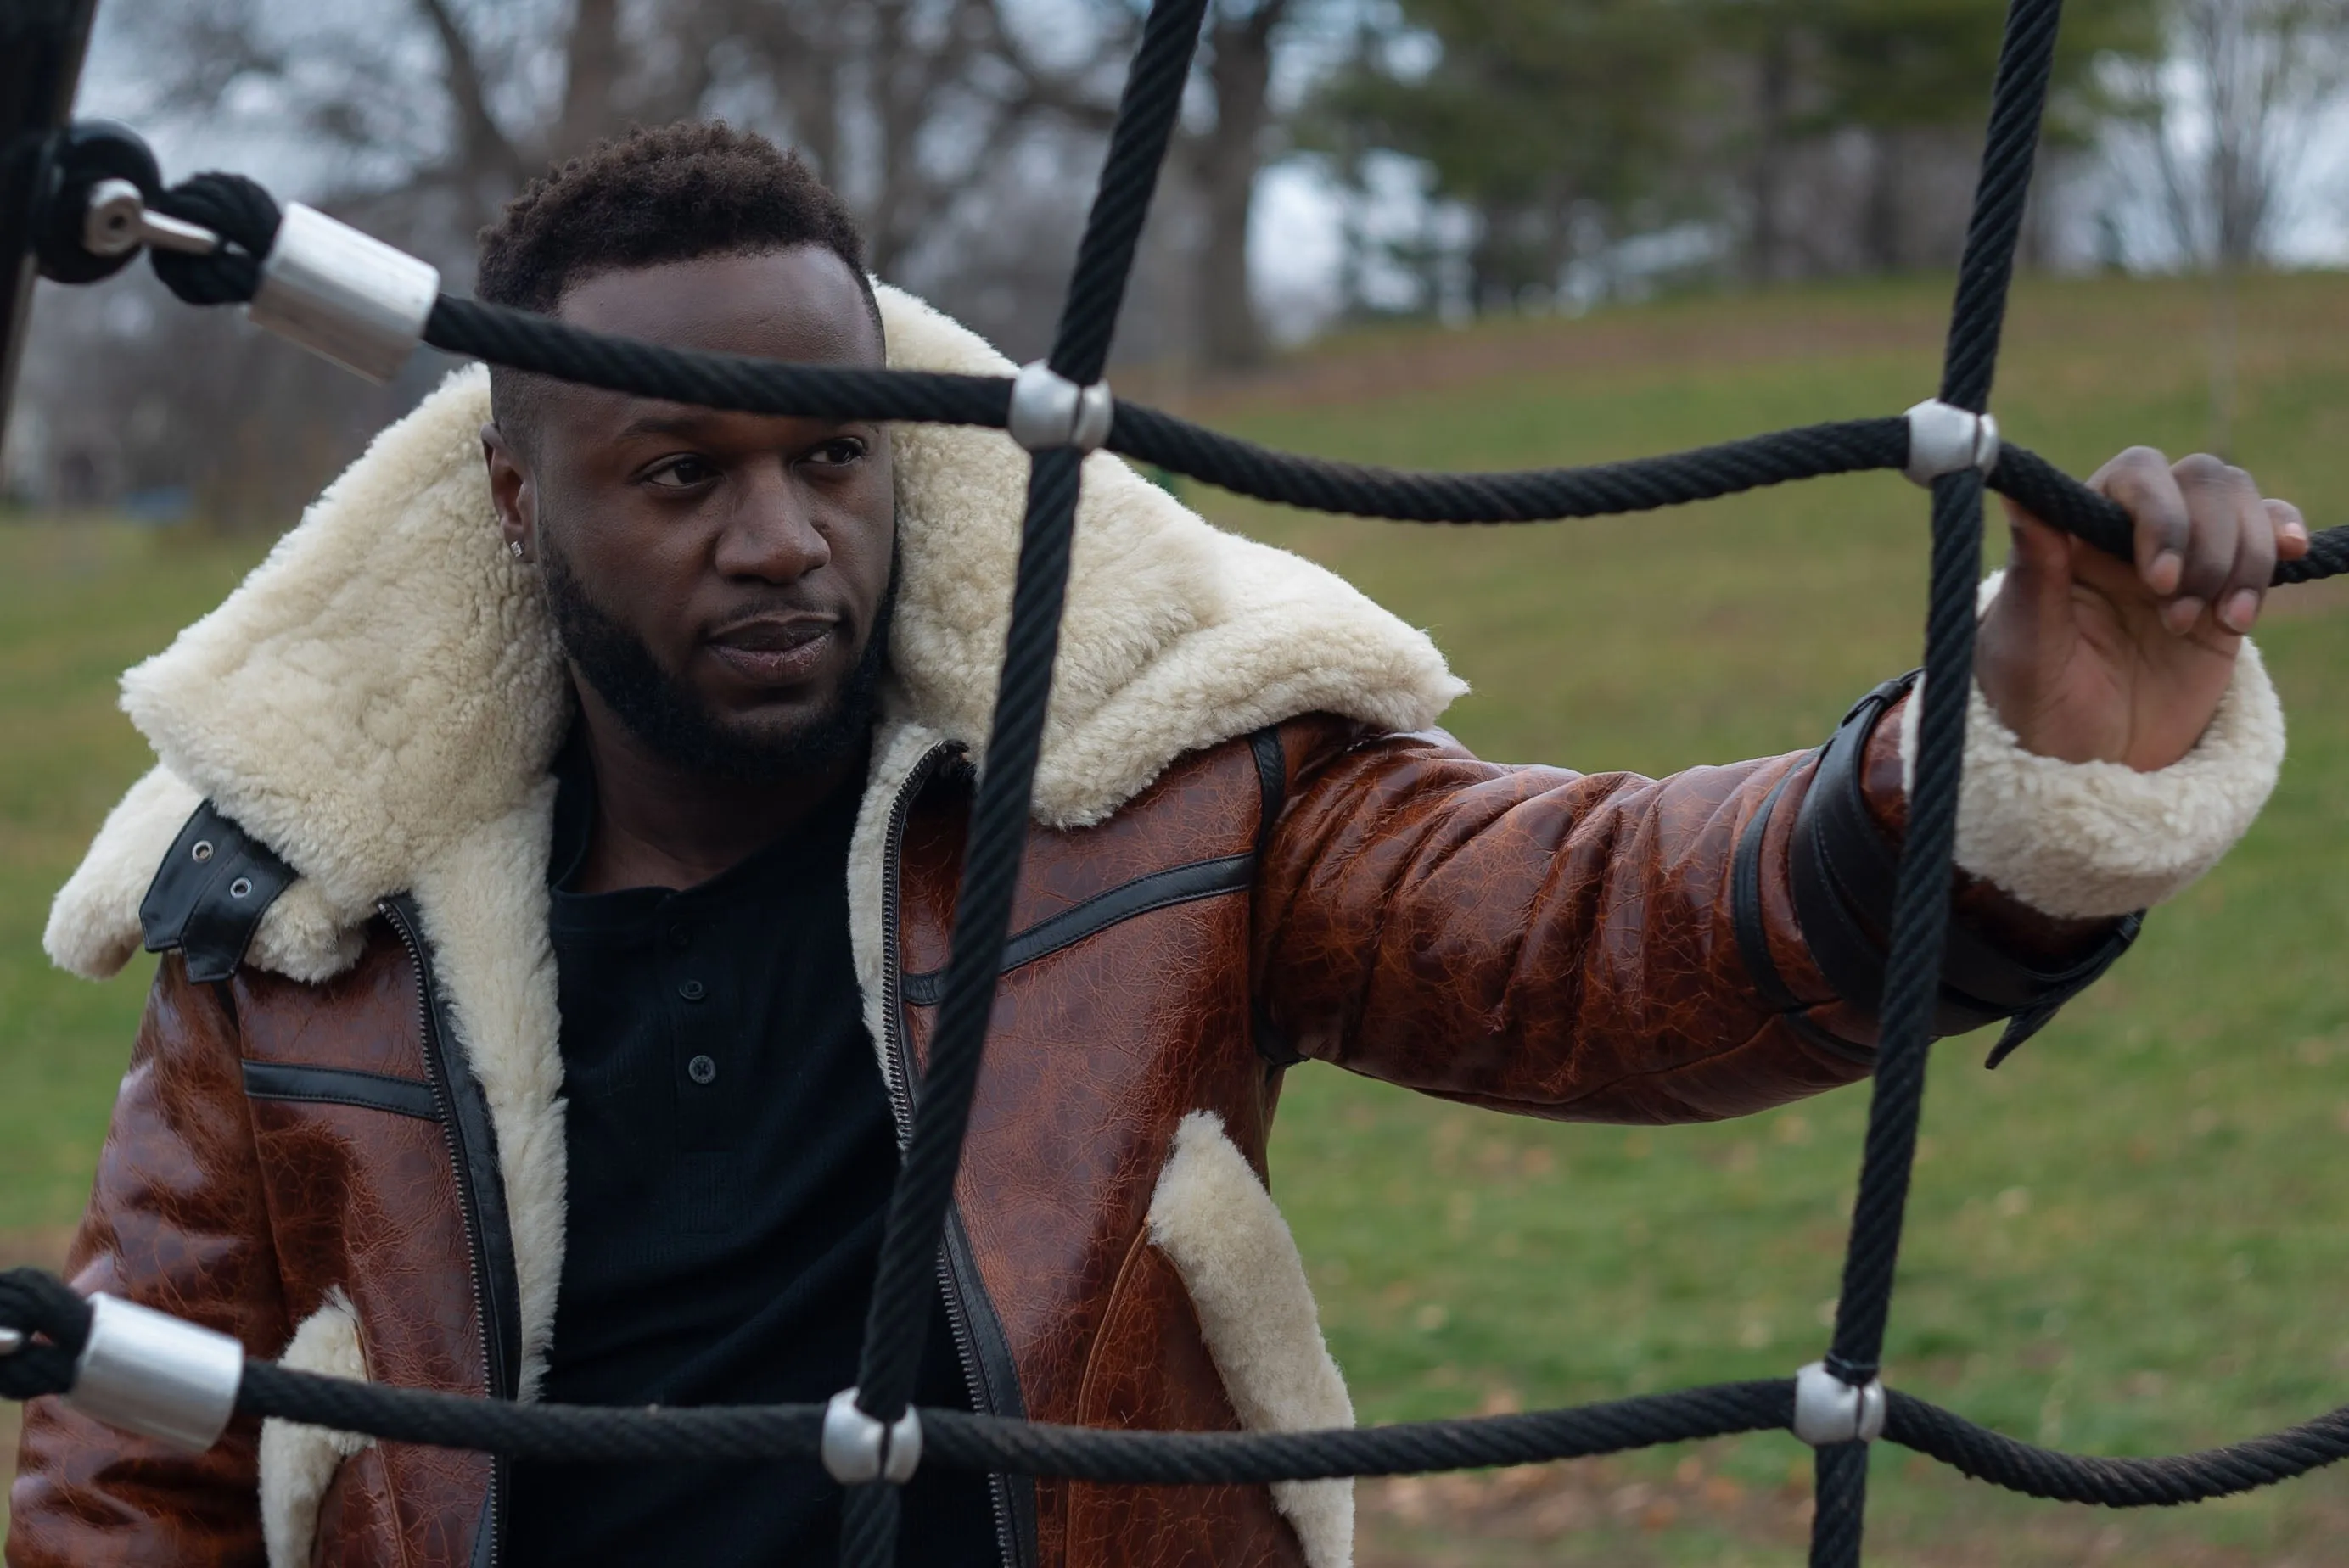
[612,412,717,441]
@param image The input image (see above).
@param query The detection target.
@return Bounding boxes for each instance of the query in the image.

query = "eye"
[804,436,866,468]
[642,455,719,490]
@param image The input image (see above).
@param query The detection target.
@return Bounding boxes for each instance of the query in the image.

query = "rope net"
[5,0,2349,1563]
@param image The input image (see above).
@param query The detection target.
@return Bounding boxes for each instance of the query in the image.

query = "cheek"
[550,490,709,644]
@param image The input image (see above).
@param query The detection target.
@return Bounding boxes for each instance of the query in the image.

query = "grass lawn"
[7,271,2349,1562]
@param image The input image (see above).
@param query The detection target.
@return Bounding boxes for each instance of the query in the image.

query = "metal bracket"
[1903,399,2000,487]
[0,1324,23,1355]
[81,177,219,259]
[59,1293,245,1453]
[1006,360,1113,453]
[1791,1360,1886,1446]
[247,202,440,384]
[821,1387,922,1485]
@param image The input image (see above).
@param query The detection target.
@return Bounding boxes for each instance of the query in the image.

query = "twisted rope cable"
[7,1285,2340,1516]
[838,1,1209,1558]
[1810,0,2066,1560]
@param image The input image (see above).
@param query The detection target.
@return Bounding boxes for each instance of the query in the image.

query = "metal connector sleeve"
[1903,398,2000,487]
[247,203,440,384]
[59,1293,244,1453]
[821,1387,922,1484]
[1006,360,1113,452]
[1791,1360,1886,1447]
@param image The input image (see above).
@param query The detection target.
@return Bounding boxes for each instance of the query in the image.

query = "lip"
[704,617,838,686]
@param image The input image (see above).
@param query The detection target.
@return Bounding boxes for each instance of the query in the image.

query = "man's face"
[482,247,896,781]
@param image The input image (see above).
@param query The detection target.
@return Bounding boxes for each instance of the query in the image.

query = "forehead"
[556,247,883,368]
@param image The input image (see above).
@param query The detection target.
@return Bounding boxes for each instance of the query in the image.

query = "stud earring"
[508,540,524,559]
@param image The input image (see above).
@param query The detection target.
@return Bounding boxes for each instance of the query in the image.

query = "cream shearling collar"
[48,284,1462,981]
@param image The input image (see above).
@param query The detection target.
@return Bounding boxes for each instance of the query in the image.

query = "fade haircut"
[475,121,881,449]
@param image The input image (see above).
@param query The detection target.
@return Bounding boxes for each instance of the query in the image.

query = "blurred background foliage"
[8,0,2349,524]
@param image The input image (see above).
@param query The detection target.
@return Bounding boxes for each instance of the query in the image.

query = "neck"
[568,683,862,894]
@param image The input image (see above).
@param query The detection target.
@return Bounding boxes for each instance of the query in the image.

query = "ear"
[481,422,535,561]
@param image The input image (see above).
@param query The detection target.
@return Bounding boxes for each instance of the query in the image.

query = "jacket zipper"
[381,896,511,1568]
[878,744,1024,1568]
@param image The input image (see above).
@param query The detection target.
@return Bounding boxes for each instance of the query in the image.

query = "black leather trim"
[1730,757,1879,1065]
[139,801,296,983]
[941,1206,1039,1568]
[241,1060,438,1121]
[1786,672,2144,1054]
[1732,763,1808,1015]
[1248,726,1287,859]
[902,853,1255,1006]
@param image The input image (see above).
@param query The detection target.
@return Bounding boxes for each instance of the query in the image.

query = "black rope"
[836,1,1210,1560]
[0,1312,2319,1509]
[1810,0,2067,1560]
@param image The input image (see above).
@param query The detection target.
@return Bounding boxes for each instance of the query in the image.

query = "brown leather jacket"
[9,699,2114,1568]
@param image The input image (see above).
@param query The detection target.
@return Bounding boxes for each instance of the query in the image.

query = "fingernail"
[2285,520,2310,546]
[2222,589,2260,632]
[2167,596,2204,633]
[2150,550,2183,591]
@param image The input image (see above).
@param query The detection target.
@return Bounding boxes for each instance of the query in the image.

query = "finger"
[2267,497,2310,562]
[2169,454,2245,632]
[2214,468,2275,634]
[2089,446,2188,594]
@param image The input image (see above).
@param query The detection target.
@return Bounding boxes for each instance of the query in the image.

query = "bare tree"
[2117,0,2349,450]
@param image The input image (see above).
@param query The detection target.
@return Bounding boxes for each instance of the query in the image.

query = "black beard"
[540,539,898,786]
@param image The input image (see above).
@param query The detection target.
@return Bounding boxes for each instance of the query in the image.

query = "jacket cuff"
[1898,574,2286,921]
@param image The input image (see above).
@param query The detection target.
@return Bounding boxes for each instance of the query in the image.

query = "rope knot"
[0,1268,93,1403]
[148,173,282,306]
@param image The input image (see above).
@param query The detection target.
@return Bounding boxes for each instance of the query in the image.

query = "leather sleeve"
[7,956,286,1568]
[1249,707,2113,1125]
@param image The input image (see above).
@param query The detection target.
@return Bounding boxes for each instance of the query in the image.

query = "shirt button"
[678,978,706,1002]
[687,1054,718,1085]
[668,925,692,950]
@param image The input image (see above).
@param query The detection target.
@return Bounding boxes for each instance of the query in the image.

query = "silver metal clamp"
[1902,399,2000,488]
[1791,1360,1886,1447]
[0,1324,23,1355]
[59,1293,246,1453]
[81,179,222,260]
[247,203,441,384]
[1006,360,1113,453]
[821,1387,922,1485]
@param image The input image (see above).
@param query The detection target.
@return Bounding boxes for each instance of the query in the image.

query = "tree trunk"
[1748,25,1791,282]
[555,0,622,160]
[1194,3,1281,370]
[1861,127,1903,272]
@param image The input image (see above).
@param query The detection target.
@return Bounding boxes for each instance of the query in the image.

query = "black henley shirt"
[504,736,995,1566]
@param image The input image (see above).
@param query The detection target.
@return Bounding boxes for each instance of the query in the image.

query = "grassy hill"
[7,271,2349,1562]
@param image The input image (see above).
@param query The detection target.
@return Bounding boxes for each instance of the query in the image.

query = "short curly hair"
[477,122,879,443]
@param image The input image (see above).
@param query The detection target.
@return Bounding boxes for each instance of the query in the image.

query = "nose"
[712,457,831,584]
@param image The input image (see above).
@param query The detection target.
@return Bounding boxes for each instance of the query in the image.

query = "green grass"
[7,272,2349,1560]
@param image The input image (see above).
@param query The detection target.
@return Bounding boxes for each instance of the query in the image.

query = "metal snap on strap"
[1006,361,1113,453]
[1902,399,2000,487]
[1791,1360,1886,1446]
[59,1293,245,1453]
[821,1386,922,1484]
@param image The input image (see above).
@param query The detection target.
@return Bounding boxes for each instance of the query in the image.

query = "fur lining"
[1147,1111,1354,1568]
[1898,573,2285,919]
[407,785,569,1396]
[258,1290,371,1568]
[845,717,955,1101]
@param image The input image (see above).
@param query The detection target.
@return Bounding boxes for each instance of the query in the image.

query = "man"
[8,122,2297,1568]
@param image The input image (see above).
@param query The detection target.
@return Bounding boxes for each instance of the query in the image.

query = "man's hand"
[1975,449,2309,771]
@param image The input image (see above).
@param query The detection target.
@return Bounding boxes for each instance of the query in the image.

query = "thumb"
[1997,497,2076,630]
